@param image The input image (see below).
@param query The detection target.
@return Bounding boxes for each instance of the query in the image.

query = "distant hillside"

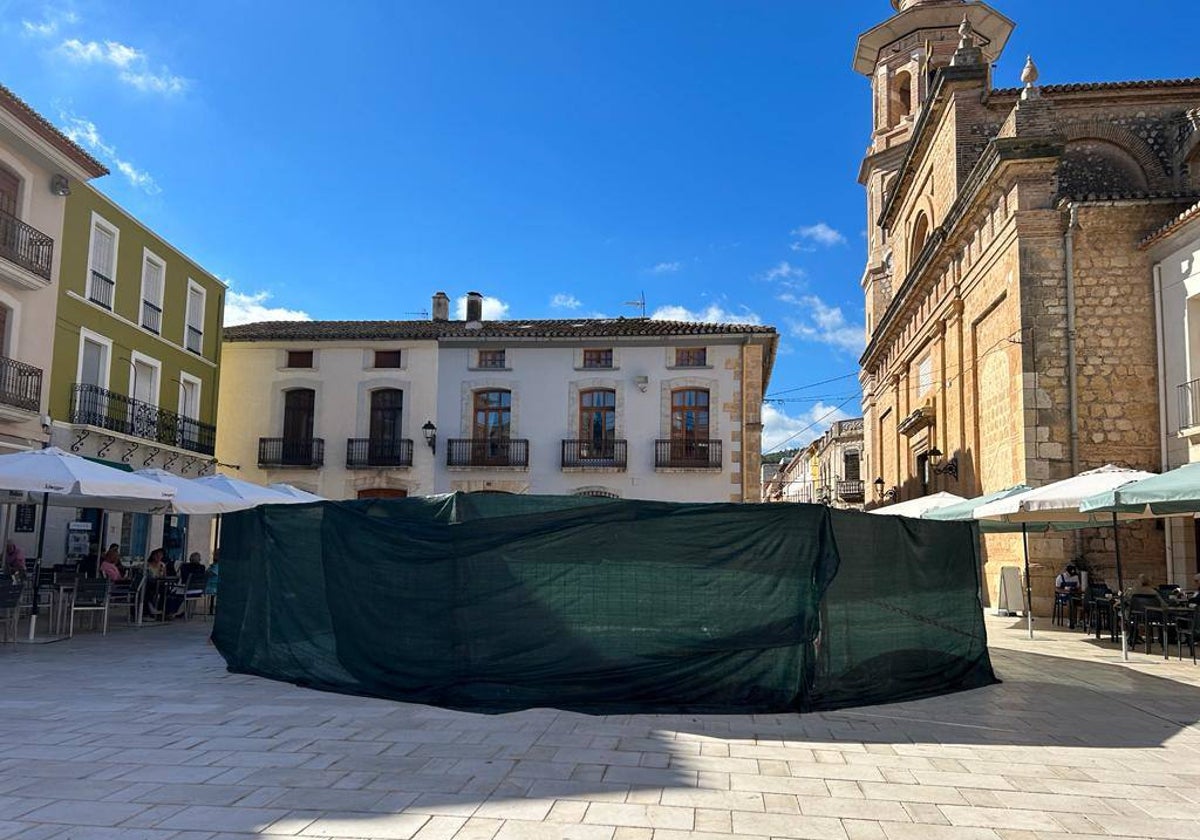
[761,448,799,465]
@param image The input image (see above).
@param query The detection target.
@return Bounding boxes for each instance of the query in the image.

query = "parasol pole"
[1023,522,1033,639]
[28,490,48,640]
[1113,511,1128,661]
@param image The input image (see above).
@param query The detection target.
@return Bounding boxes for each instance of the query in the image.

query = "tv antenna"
[402,310,430,318]
[623,291,646,318]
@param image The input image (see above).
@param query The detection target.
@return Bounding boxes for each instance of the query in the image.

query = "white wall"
[432,340,742,501]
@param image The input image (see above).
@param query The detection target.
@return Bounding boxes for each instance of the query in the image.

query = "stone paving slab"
[2,614,1200,837]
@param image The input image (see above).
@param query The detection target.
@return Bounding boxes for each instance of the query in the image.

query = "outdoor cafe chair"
[107,570,145,626]
[0,581,23,644]
[68,579,110,638]
[1128,595,1170,655]
[180,571,209,621]
[1176,609,1198,664]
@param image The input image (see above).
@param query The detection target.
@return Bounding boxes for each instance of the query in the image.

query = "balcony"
[88,270,114,309]
[346,438,413,468]
[561,439,627,470]
[655,439,722,469]
[259,437,324,468]
[447,438,529,468]
[0,355,42,420]
[1180,379,1200,433]
[0,208,53,288]
[186,325,203,354]
[141,300,162,335]
[837,479,865,503]
[70,383,215,456]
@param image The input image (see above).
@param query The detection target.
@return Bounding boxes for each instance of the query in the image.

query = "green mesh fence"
[213,494,995,714]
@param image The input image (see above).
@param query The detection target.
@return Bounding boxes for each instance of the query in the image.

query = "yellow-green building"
[45,181,225,563]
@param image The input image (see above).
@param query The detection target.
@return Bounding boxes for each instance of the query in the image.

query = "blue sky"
[1,1,1196,453]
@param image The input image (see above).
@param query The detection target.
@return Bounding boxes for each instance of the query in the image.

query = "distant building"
[767,418,865,509]
[217,292,778,503]
[854,0,1200,611]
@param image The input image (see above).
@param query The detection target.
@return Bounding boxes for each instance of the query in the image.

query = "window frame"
[373,349,403,369]
[669,387,711,441]
[674,347,707,368]
[476,349,506,370]
[185,279,206,355]
[578,388,617,443]
[140,247,166,334]
[472,388,512,440]
[85,211,120,308]
[178,372,202,420]
[582,348,613,369]
[76,327,113,391]
[285,350,315,369]
[128,350,162,408]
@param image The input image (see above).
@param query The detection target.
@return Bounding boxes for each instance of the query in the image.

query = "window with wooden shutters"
[88,221,117,309]
[185,282,205,354]
[141,254,164,334]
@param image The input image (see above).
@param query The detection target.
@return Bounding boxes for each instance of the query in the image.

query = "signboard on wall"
[13,504,36,533]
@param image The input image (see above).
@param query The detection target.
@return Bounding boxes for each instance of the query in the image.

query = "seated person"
[179,552,206,586]
[1129,574,1161,597]
[4,541,25,580]
[98,545,124,582]
[1054,563,1082,628]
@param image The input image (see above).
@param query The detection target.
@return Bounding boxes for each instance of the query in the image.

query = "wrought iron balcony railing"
[186,325,203,354]
[655,439,722,469]
[0,355,42,413]
[1180,379,1200,430]
[141,300,162,334]
[446,438,529,467]
[70,383,215,456]
[88,270,114,309]
[346,438,413,468]
[837,479,865,502]
[0,208,53,282]
[561,438,627,469]
[259,437,324,468]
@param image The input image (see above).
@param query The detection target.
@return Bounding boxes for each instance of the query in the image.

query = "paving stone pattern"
[2,614,1200,839]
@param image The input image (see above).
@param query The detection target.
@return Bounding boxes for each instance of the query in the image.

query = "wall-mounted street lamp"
[421,421,437,454]
[927,447,959,480]
[873,477,897,501]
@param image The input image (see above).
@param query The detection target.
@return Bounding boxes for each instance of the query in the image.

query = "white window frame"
[85,211,120,304]
[178,372,202,420]
[140,247,166,332]
[128,350,162,407]
[76,328,113,391]
[185,279,206,355]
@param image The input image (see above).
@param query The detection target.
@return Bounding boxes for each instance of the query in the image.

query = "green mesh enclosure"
[213,494,995,714]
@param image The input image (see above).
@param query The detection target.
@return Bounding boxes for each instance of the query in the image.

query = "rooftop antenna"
[623,291,646,318]
[402,310,430,318]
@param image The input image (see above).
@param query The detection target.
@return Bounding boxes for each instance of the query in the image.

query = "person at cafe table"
[1055,563,1081,628]
[98,544,124,582]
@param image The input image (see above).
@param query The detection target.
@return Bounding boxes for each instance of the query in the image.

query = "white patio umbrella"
[192,474,300,506]
[868,491,966,518]
[133,469,254,514]
[267,483,326,503]
[974,464,1156,652]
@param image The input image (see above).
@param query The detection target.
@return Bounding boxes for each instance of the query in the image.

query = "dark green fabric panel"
[212,494,995,714]
[811,509,995,709]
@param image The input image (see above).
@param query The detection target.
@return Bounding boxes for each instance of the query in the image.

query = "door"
[78,338,111,427]
[368,389,403,464]
[472,389,511,464]
[129,359,159,439]
[282,388,315,465]
[670,388,710,464]
[578,389,616,459]
[0,168,17,260]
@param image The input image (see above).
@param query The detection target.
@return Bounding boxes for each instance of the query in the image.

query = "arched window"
[910,212,930,263]
[579,388,615,441]
[897,72,912,118]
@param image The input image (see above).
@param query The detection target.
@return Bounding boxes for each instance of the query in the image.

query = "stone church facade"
[855,0,1200,612]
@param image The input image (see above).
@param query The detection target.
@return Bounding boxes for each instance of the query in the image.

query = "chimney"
[466,291,484,323]
[431,291,450,322]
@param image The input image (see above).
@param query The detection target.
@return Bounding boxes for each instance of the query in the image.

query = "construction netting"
[212,493,995,714]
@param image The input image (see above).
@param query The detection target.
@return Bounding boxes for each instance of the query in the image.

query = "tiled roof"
[224,318,776,343]
[992,77,1200,97]
[1140,200,1200,249]
[0,83,108,178]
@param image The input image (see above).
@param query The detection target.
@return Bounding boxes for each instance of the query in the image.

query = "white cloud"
[650,261,681,274]
[763,261,805,283]
[650,303,761,324]
[57,37,187,95]
[784,294,864,354]
[223,290,312,326]
[59,113,160,194]
[21,10,78,38]
[761,400,854,453]
[551,293,581,310]
[455,295,510,320]
[790,222,846,248]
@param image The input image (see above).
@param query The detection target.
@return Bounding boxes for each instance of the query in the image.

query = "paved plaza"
[3,615,1200,840]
